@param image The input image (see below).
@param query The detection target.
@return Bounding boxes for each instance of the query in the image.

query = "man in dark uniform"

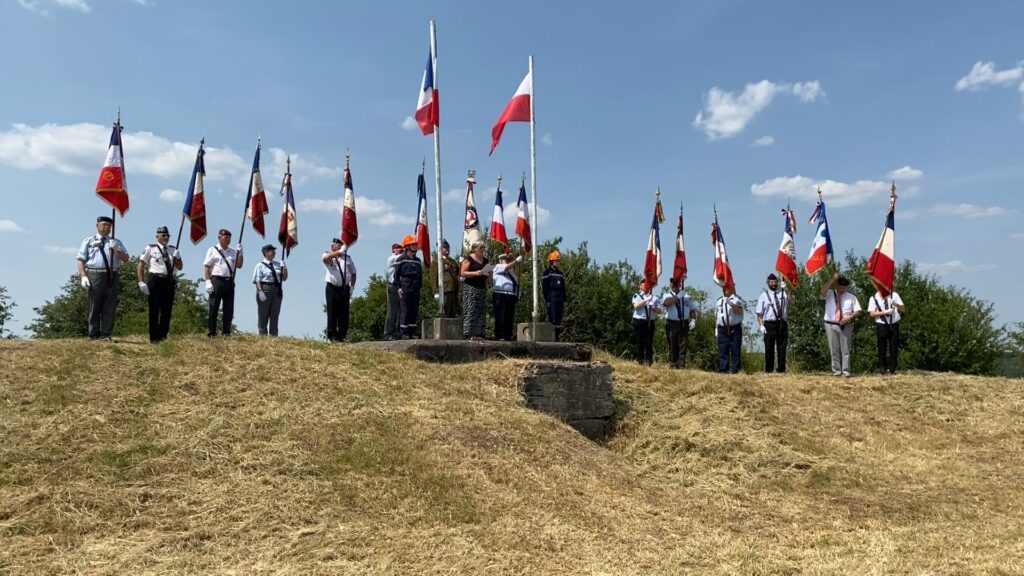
[541,250,566,341]
[430,239,460,318]
[136,225,183,343]
[392,235,423,339]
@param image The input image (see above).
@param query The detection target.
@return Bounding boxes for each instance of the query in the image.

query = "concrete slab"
[354,339,592,364]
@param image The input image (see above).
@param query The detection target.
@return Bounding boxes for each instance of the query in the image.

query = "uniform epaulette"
[148,243,157,247]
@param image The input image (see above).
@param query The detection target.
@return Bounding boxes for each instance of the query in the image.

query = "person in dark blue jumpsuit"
[392,235,423,339]
[541,250,566,341]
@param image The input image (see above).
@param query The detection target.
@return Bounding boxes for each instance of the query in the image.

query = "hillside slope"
[1,338,1022,575]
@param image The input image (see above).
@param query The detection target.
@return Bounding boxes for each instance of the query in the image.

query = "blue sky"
[1,0,1022,338]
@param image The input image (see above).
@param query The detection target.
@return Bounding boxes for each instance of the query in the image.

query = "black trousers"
[207,276,234,336]
[399,284,421,338]
[546,295,565,341]
[325,283,351,341]
[632,318,655,365]
[763,320,788,373]
[665,319,690,368]
[875,322,900,373]
[147,274,175,342]
[493,292,517,341]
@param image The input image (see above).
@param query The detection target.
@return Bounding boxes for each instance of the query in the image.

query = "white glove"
[80,276,91,288]
[257,291,268,303]
[514,255,523,263]
[138,282,150,296]
[205,280,214,294]
[759,324,767,335]
[433,293,440,301]
[884,308,894,315]
[235,243,243,252]
[280,261,287,269]
[688,319,696,330]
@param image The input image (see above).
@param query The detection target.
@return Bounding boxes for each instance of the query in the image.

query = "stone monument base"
[422,317,463,340]
[517,321,556,342]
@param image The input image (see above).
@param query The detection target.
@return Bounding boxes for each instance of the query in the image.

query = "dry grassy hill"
[1,337,1022,575]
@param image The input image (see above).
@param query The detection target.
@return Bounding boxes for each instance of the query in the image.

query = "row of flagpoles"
[641,183,898,298]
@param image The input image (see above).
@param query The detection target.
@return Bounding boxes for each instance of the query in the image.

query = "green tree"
[787,251,1003,374]
[28,257,208,338]
[0,285,15,338]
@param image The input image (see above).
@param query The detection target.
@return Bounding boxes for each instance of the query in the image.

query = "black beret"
[97,216,113,224]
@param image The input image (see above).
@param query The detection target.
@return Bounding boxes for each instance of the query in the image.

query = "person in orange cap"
[542,250,566,341]
[391,235,423,339]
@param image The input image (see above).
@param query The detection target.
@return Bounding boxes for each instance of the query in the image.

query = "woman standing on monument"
[460,241,491,341]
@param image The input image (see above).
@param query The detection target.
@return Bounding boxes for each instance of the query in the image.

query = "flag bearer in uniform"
[756,273,794,373]
[393,235,423,339]
[820,274,862,377]
[868,289,905,373]
[136,225,182,343]
[324,237,357,342]
[384,242,403,340]
[716,286,745,373]
[661,276,695,369]
[631,279,659,365]
[252,244,287,336]
[430,239,460,318]
[203,229,243,337]
[76,216,130,339]
[542,250,566,341]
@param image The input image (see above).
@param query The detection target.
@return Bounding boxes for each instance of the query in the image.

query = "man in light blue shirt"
[715,286,745,373]
[661,277,695,369]
[251,244,288,336]
[76,216,129,339]
[384,242,402,340]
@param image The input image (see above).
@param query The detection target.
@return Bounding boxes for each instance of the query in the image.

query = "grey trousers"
[86,269,119,338]
[385,284,400,339]
[256,285,283,336]
[825,322,853,375]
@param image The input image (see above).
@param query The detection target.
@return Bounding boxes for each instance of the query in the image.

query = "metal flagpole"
[528,55,538,323]
[430,19,445,316]
[111,108,121,239]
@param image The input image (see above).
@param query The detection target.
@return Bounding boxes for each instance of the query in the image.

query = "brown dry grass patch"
[1,338,1022,575]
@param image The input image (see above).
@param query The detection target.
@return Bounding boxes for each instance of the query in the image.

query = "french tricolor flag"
[489,185,508,248]
[865,185,897,297]
[805,199,833,276]
[515,182,532,252]
[95,123,129,216]
[643,197,664,287]
[775,207,798,285]
[414,46,438,136]
[490,70,532,155]
[711,213,734,293]
[415,171,431,267]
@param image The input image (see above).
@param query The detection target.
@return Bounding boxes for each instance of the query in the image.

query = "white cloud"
[400,116,419,131]
[750,175,899,208]
[159,188,183,202]
[42,245,78,254]
[929,203,1008,219]
[18,0,90,15]
[298,197,413,227]
[265,147,341,185]
[918,260,996,275]
[541,132,554,146]
[887,165,923,180]
[693,80,825,140]
[0,219,27,233]
[1010,233,1024,239]
[751,135,774,147]
[500,202,551,230]
[955,61,1024,91]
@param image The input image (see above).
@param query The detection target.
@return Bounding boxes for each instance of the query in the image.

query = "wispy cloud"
[929,203,1008,218]
[18,0,91,16]
[955,61,1023,91]
[693,80,824,140]
[159,189,183,203]
[400,116,419,131]
[750,175,906,208]
[541,132,554,146]
[298,197,413,227]
[0,219,27,233]
[918,260,996,275]
[1010,233,1024,239]
[751,135,774,147]
[500,202,551,229]
[42,244,78,254]
[887,165,923,180]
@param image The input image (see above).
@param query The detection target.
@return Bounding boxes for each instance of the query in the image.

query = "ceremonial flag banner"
[643,197,665,287]
[462,174,483,254]
[278,161,298,257]
[340,161,358,247]
[515,181,532,253]
[865,186,897,297]
[673,206,687,282]
[415,47,439,135]
[490,185,508,248]
[775,207,799,285]
[490,70,532,155]
[416,172,431,268]
[95,123,129,216]
[711,214,735,293]
[182,141,207,244]
[805,198,833,276]
[245,142,269,237]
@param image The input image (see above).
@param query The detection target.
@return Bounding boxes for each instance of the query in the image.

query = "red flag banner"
[245,141,269,237]
[673,206,687,282]
[95,122,129,216]
[643,195,665,287]
[340,159,358,247]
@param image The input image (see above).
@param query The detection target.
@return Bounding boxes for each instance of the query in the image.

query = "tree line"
[6,243,1022,376]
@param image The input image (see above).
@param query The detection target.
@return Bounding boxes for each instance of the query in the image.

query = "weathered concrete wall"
[518,362,615,441]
